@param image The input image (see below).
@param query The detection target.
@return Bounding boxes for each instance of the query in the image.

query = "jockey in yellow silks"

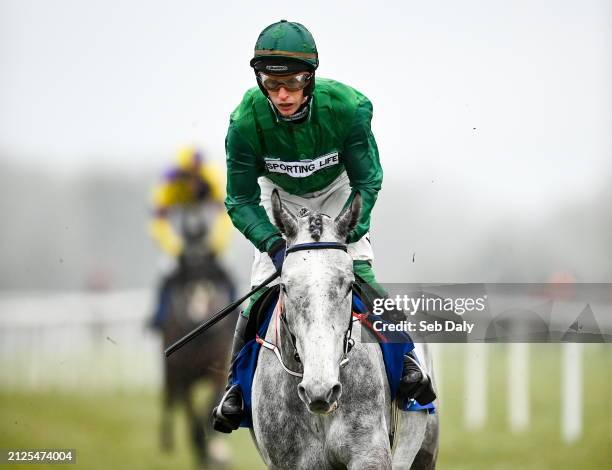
[149,146,233,329]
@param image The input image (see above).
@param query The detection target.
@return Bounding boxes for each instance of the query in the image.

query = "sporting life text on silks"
[264,151,339,177]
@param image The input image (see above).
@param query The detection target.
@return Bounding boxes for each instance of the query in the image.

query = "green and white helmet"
[250,20,319,74]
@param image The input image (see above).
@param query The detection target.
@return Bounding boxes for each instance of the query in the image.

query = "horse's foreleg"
[346,449,392,470]
[339,431,392,470]
[184,387,207,463]
[160,387,174,452]
[392,410,429,469]
[410,413,439,470]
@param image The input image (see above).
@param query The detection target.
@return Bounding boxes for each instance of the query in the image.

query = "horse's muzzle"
[297,382,342,414]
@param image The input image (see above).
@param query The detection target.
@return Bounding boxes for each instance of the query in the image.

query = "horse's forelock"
[308,214,323,241]
[293,210,337,243]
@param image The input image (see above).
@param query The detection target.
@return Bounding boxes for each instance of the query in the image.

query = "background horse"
[162,208,235,468]
[251,191,439,469]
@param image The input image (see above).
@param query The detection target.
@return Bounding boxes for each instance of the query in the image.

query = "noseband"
[255,241,357,378]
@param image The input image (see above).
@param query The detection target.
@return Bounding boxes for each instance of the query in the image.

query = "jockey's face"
[267,85,307,117]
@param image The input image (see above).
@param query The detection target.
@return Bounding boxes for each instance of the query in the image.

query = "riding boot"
[212,312,248,433]
[398,350,437,405]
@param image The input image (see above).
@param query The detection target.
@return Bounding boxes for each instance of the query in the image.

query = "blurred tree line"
[1,160,611,291]
[0,161,158,290]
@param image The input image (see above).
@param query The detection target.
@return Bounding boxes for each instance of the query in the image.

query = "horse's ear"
[335,192,362,240]
[271,189,298,239]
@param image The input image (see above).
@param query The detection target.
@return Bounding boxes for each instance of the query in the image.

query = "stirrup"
[212,385,244,433]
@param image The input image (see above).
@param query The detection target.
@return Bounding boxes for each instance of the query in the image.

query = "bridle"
[255,241,358,378]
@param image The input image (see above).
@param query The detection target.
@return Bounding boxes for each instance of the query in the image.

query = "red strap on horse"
[351,311,388,343]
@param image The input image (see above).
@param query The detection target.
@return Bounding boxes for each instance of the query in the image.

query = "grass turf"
[1,345,610,469]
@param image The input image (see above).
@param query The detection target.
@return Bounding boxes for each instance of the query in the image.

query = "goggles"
[257,72,312,92]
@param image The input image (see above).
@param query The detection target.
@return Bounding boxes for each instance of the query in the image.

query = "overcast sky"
[1,0,611,212]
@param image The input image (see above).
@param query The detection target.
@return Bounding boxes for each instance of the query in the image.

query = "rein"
[256,241,359,378]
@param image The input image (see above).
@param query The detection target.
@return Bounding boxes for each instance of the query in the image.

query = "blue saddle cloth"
[231,290,435,428]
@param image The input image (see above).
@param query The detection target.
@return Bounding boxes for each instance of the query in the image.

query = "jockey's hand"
[267,238,287,273]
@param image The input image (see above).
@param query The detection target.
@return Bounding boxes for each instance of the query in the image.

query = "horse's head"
[179,207,214,273]
[271,189,362,414]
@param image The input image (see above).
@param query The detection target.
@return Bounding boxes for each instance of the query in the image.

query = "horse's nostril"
[327,383,342,403]
[299,382,341,412]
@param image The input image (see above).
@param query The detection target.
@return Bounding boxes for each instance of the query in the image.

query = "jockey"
[149,146,232,329]
[213,20,435,433]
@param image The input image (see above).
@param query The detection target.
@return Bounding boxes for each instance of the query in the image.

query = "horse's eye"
[280,283,287,293]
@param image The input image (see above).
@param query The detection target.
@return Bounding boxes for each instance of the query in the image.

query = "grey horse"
[250,190,439,469]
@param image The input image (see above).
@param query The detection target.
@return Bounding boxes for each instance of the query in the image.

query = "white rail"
[0,290,162,391]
